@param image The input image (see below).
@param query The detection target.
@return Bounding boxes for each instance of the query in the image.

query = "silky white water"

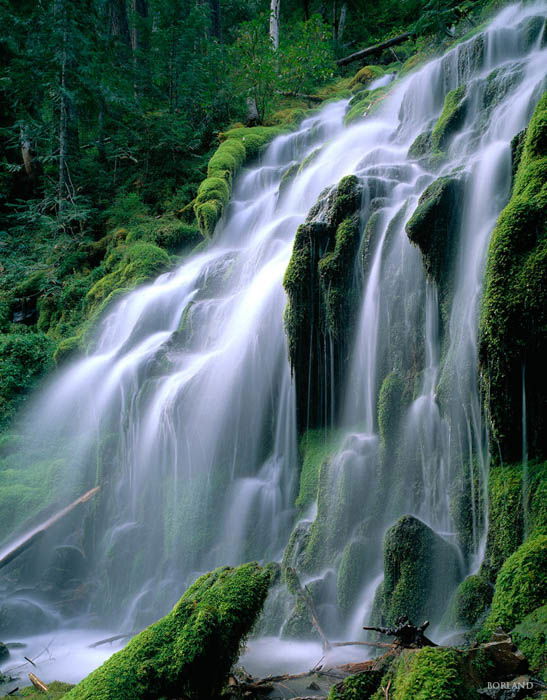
[0,0,545,686]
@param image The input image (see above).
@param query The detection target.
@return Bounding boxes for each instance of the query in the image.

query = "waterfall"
[0,0,545,680]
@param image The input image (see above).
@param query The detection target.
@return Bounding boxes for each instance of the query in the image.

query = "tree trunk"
[269,0,280,50]
[208,0,221,41]
[337,32,414,66]
[337,3,347,41]
[131,0,148,97]
[109,0,131,46]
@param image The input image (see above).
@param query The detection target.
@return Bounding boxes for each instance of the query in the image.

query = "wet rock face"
[0,597,58,637]
[284,175,363,430]
[0,641,9,662]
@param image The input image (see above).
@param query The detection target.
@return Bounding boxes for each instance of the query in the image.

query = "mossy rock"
[336,538,369,613]
[481,535,547,637]
[328,669,384,699]
[296,429,342,509]
[446,574,493,629]
[63,563,271,700]
[405,175,465,290]
[479,92,547,463]
[512,605,547,679]
[380,515,462,626]
[375,647,481,700]
[7,681,75,698]
[194,126,286,236]
[349,65,385,89]
[345,86,389,125]
[431,85,468,151]
[284,175,362,430]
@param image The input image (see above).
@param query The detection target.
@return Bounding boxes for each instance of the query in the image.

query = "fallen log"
[279,91,323,103]
[285,567,331,651]
[0,486,100,571]
[332,640,395,649]
[28,673,48,693]
[89,633,131,648]
[337,32,414,66]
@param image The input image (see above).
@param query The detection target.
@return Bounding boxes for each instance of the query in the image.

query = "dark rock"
[0,597,58,636]
[0,641,9,663]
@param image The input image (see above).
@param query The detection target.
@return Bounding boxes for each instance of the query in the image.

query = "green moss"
[0,331,55,426]
[345,86,389,125]
[479,92,547,462]
[405,175,464,290]
[194,126,286,236]
[348,65,385,89]
[446,574,493,629]
[337,538,369,613]
[511,605,547,679]
[328,669,383,699]
[2,681,75,698]
[386,647,477,700]
[86,242,170,312]
[296,429,342,509]
[380,515,462,626]
[482,461,546,579]
[482,535,547,636]
[64,563,271,700]
[431,85,468,151]
[378,372,405,449]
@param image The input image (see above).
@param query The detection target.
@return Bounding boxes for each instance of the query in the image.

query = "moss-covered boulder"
[328,669,384,700]
[512,605,547,679]
[194,126,285,236]
[379,515,462,626]
[405,175,465,292]
[295,429,342,509]
[431,85,468,151]
[446,574,493,629]
[479,93,547,463]
[482,535,547,637]
[284,175,362,430]
[348,65,385,89]
[63,563,271,700]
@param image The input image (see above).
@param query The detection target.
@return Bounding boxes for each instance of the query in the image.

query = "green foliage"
[479,92,547,463]
[279,15,335,95]
[512,605,547,679]
[482,534,547,636]
[64,563,271,700]
[0,331,55,426]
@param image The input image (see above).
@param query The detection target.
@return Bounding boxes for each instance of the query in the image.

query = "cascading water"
[0,0,545,683]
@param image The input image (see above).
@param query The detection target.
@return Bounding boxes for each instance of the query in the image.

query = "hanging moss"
[479,93,547,463]
[296,428,342,509]
[194,126,286,237]
[63,563,271,700]
[511,605,547,680]
[431,85,468,151]
[380,515,462,626]
[284,175,362,431]
[481,534,547,637]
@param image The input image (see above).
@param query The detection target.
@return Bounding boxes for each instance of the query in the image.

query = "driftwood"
[363,617,436,648]
[28,673,48,693]
[337,32,414,66]
[0,486,100,571]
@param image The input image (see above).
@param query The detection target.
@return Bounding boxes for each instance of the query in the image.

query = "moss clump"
[337,538,369,613]
[194,126,285,236]
[447,574,493,629]
[0,331,55,426]
[378,371,405,449]
[3,681,75,698]
[328,669,383,699]
[64,563,271,700]
[382,647,476,700]
[431,85,468,151]
[405,175,464,290]
[479,93,547,463]
[296,429,342,509]
[380,515,462,626]
[481,535,547,636]
[284,175,361,430]
[512,605,547,679]
[348,65,385,89]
